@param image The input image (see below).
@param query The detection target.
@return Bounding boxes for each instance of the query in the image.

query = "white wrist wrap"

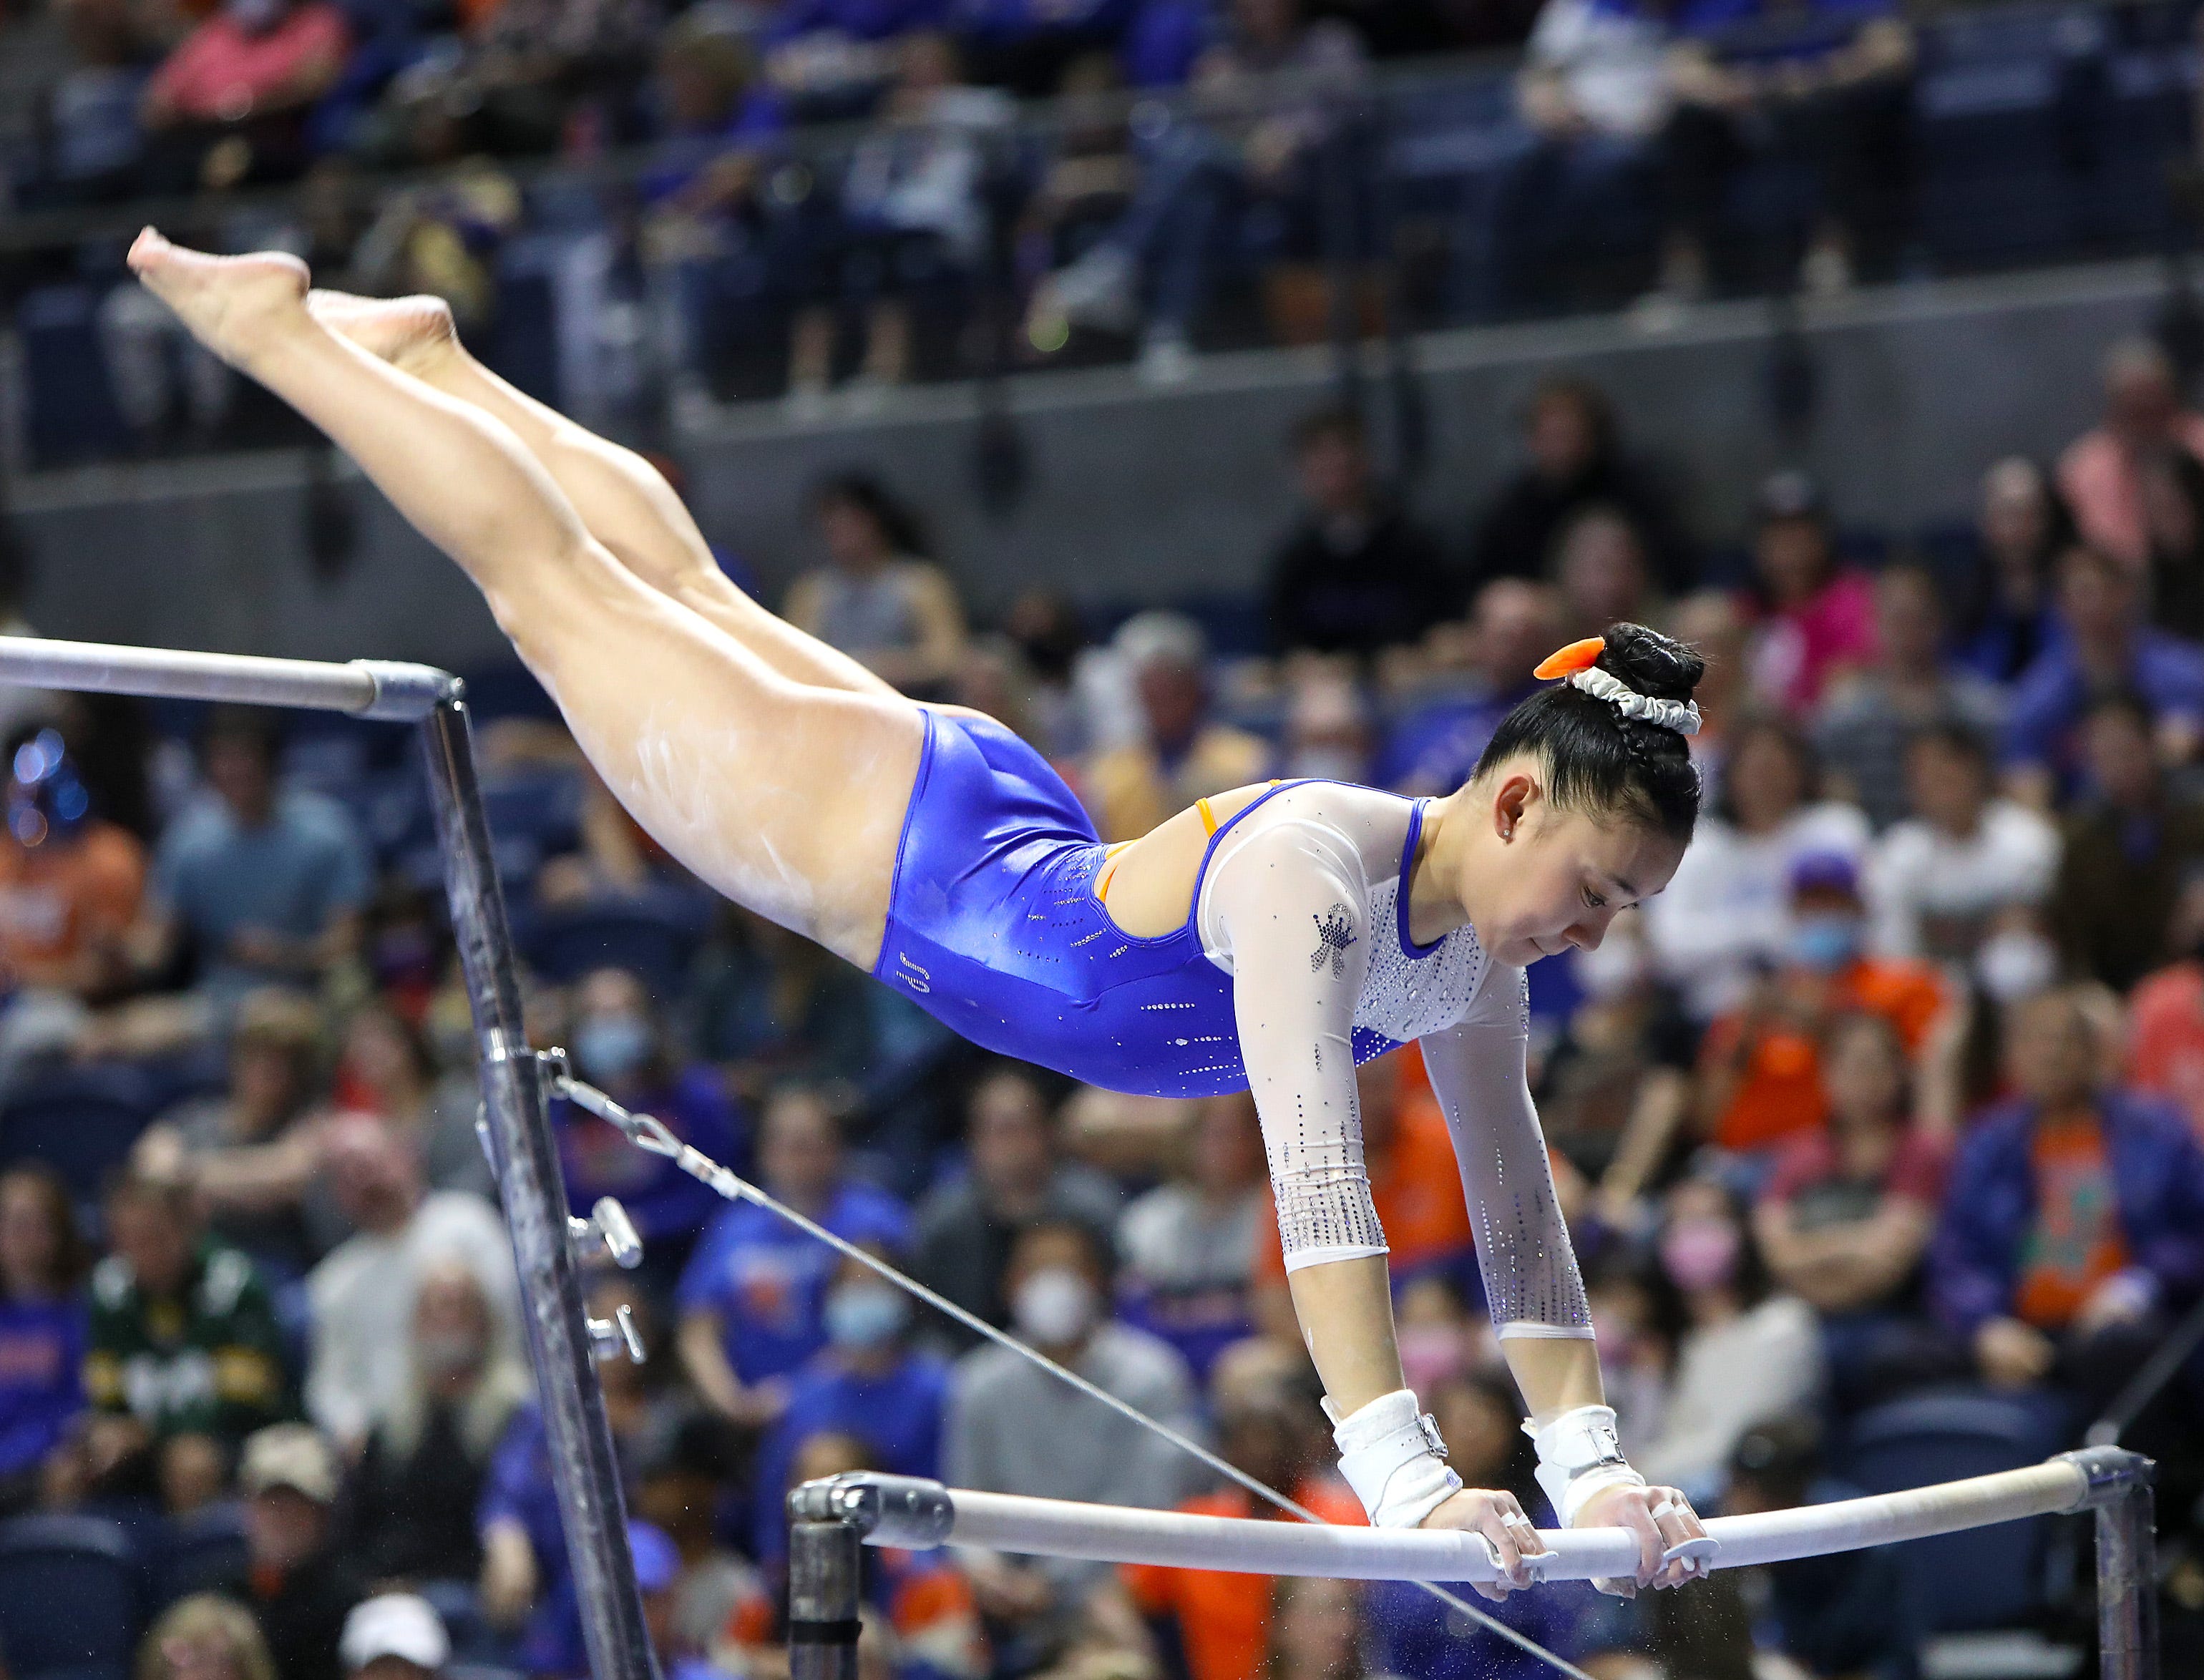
[1327,1389,1463,1529]
[1525,1404,1646,1527]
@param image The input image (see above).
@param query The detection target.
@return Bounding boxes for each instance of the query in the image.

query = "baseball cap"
[1788,850,1860,899]
[239,1424,339,1505]
[340,1596,450,1674]
[1755,469,1826,524]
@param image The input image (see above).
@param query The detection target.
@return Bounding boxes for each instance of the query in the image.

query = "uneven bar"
[801,1451,2138,1587]
[0,633,459,721]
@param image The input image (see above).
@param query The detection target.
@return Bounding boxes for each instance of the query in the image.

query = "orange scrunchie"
[1532,638,1605,681]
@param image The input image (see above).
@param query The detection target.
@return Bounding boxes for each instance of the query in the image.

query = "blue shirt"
[552,1067,746,1244]
[1376,682,1535,793]
[0,1295,85,1477]
[751,1349,948,1556]
[2001,630,2204,783]
[150,790,374,990]
[676,1183,912,1382]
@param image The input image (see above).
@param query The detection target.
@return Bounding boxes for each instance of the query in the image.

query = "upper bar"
[801,1453,2133,1586]
[0,635,461,721]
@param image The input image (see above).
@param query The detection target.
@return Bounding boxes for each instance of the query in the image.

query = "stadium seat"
[0,1063,160,1206]
[0,1514,143,1680]
[16,285,132,469]
[151,1505,248,1608]
[1840,1388,2069,1634]
[522,892,714,995]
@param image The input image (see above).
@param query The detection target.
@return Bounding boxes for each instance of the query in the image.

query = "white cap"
[339,1596,449,1674]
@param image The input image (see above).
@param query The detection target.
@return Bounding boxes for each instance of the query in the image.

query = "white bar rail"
[0,633,459,720]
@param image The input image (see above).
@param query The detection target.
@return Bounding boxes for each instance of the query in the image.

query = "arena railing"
[0,635,658,1680]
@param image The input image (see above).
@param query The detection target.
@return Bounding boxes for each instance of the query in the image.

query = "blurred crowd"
[2,0,2198,451]
[14,334,2204,1680]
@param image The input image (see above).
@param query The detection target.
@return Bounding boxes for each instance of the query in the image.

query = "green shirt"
[84,1241,290,1441]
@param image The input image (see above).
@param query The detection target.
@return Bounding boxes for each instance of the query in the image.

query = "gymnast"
[125,228,1711,1601]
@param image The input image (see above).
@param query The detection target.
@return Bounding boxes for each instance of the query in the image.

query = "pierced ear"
[1493,771,1536,840]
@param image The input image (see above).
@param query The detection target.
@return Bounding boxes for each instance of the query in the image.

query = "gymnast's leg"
[128,231,920,969]
[300,289,897,701]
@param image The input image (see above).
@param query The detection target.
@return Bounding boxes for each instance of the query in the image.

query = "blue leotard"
[872,708,1412,1098]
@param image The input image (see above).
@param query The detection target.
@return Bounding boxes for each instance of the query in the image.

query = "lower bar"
[788,1518,862,1680]
[0,633,457,719]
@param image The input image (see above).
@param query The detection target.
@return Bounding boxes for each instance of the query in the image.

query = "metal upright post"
[418,697,658,1680]
[2058,1447,2160,1680]
[786,1514,862,1680]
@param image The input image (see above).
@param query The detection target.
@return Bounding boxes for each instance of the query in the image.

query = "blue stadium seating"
[0,1063,160,1206]
[521,890,716,995]
[0,1515,144,1680]
[16,285,131,469]
[151,1505,248,1610]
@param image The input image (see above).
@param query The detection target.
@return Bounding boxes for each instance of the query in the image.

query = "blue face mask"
[574,1013,652,1083]
[824,1281,909,1350]
[1789,912,1862,974]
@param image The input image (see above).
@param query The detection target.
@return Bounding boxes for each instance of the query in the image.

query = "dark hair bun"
[1599,622,1705,705]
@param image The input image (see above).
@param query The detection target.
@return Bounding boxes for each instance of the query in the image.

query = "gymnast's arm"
[1422,997,1712,1590]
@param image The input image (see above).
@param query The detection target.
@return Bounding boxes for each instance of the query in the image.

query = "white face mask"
[1976,929,2058,1004]
[1011,1266,1097,1345]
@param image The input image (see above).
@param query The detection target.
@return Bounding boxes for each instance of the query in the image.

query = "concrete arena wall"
[8,260,2170,673]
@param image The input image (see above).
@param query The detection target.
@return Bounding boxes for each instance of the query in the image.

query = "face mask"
[1976,930,2057,1005]
[574,1013,651,1083]
[824,1281,910,1350]
[1659,1217,1741,1294]
[1788,912,1862,974]
[1012,1266,1097,1346]
[1395,1324,1467,1395]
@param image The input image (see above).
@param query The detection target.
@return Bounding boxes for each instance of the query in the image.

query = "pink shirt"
[147,4,349,124]
[1745,568,1880,716]
[2057,411,2204,570]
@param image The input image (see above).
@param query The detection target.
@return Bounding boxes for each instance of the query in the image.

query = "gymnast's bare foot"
[306,289,459,379]
[127,229,310,372]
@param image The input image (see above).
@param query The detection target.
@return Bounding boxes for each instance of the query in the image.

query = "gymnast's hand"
[1418,1486,1554,1601]
[1578,1481,1710,1596]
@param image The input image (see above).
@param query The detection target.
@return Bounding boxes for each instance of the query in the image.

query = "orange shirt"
[1702,957,1947,1153]
[1121,1480,1365,1680]
[1252,1045,1476,1283]
[0,822,145,989]
[2014,1117,2130,1331]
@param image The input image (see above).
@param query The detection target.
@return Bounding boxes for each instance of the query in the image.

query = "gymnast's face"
[1451,761,1683,967]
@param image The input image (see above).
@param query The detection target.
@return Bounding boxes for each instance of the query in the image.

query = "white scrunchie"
[1568,667,1702,737]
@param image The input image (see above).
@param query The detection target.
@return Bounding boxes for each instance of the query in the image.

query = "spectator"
[2002,545,2204,806]
[1465,375,1692,593]
[749,1246,947,1556]
[1269,666,1375,788]
[677,1085,909,1425]
[1653,0,1914,303]
[1693,851,1946,1156]
[1453,0,1670,322]
[0,1164,87,1510]
[1550,505,1656,638]
[1814,564,2004,829]
[140,709,373,1012]
[305,1112,520,1450]
[1263,406,1450,658]
[552,964,743,1253]
[1644,717,1870,1022]
[24,0,157,211]
[1931,988,2204,1417]
[1752,1013,1951,1409]
[1864,724,2059,967]
[136,1596,278,1680]
[1634,1175,1823,1500]
[139,987,331,1273]
[912,1064,1123,1343]
[221,1425,368,1680]
[630,1422,761,1666]
[338,1594,449,1680]
[339,1260,532,1581]
[1111,1389,1361,1680]
[331,1001,497,1205]
[782,474,968,699]
[2050,691,2204,992]
[1263,1577,1383,1680]
[1079,611,1271,842]
[1720,1416,1916,1679]
[2057,336,2204,573]
[691,904,885,1104]
[1955,456,2073,685]
[2127,876,2204,1142]
[1379,579,1561,795]
[1740,472,1879,716]
[139,0,350,187]
[946,1219,1199,1656]
[2140,443,2204,643]
[85,1171,288,1504]
[1664,588,1750,803]
[0,726,145,1000]
[1116,1091,1264,1380]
